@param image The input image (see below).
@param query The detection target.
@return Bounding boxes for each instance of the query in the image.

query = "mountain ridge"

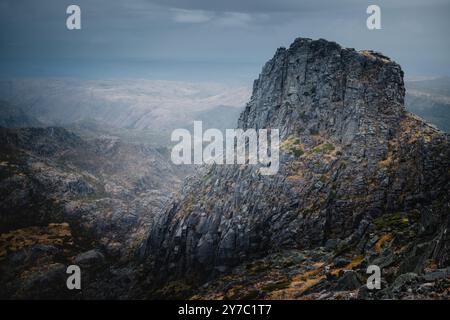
[139,37,450,299]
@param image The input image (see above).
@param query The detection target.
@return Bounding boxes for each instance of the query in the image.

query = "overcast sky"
[1,0,449,84]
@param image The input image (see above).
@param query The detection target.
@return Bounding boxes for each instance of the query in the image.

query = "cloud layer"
[1,0,449,82]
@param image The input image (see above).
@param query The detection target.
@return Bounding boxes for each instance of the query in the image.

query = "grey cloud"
[147,0,450,13]
[170,8,268,27]
[171,8,214,23]
[0,0,449,82]
[149,0,359,13]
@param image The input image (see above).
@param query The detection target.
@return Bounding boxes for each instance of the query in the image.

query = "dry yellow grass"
[379,155,393,167]
[330,255,365,276]
[374,233,394,253]
[265,263,327,299]
[0,223,73,261]
[268,275,326,299]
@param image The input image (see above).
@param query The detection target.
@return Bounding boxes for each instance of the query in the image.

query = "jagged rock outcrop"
[141,38,450,298]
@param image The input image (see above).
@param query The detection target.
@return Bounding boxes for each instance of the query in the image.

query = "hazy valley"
[0,39,449,300]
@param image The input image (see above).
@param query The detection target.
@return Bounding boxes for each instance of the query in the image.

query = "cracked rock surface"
[140,38,450,299]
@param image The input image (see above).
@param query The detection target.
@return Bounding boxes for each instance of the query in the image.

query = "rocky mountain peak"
[239,38,405,144]
[139,37,449,299]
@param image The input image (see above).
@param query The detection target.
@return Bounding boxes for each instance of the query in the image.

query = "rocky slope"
[0,127,184,298]
[140,38,450,299]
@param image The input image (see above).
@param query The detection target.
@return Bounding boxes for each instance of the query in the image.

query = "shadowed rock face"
[141,38,450,293]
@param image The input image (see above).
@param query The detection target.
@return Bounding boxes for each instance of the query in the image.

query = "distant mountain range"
[405,77,450,132]
[0,79,250,143]
[0,100,43,128]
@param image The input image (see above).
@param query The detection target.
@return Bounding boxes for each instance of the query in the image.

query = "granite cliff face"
[141,38,450,299]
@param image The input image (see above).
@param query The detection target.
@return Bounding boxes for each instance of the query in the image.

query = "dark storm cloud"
[0,0,449,82]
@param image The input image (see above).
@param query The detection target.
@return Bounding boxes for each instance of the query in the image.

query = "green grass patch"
[312,143,335,154]
[241,290,260,300]
[373,212,415,230]
[281,137,304,157]
[261,280,290,292]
